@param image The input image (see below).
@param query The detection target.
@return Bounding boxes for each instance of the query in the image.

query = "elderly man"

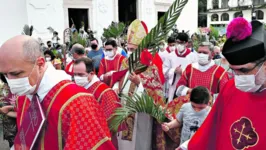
[183,18,266,150]
[213,46,222,59]
[176,42,229,102]
[65,43,86,76]
[0,35,115,150]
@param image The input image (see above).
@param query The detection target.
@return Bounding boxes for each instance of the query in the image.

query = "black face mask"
[213,54,221,60]
[91,44,98,49]
[48,44,52,48]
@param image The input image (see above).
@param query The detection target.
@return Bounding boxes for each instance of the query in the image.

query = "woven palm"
[109,93,167,132]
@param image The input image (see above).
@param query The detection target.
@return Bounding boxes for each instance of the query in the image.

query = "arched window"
[221,13,229,21]
[234,12,243,18]
[256,10,264,20]
[211,14,219,21]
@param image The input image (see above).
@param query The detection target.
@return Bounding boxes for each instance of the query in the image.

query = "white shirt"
[27,63,72,102]
[84,75,100,89]
[164,50,197,102]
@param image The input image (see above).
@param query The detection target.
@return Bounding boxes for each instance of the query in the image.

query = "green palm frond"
[70,32,87,47]
[102,22,126,39]
[129,0,188,73]
[109,93,167,132]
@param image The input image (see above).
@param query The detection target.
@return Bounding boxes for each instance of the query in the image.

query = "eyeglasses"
[176,41,186,44]
[104,49,113,51]
[230,61,264,75]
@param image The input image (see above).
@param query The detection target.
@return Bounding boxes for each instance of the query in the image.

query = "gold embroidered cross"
[234,123,252,144]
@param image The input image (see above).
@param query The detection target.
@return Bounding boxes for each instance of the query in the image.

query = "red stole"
[175,48,191,57]
[65,61,74,76]
[182,64,227,94]
[166,46,172,53]
[16,80,114,150]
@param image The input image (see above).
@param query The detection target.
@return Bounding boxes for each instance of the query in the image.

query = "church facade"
[0,0,198,46]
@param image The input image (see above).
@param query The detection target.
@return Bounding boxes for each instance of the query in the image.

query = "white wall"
[0,0,28,46]
[175,0,198,35]
[142,0,198,35]
[27,0,65,43]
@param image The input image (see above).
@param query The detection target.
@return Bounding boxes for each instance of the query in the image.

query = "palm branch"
[129,0,188,73]
[109,93,167,132]
[102,22,126,40]
[22,24,34,36]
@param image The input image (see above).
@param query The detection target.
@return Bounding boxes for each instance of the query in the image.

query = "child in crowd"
[162,86,211,145]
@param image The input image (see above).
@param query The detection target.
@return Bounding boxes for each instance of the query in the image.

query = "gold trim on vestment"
[92,137,111,150]
[217,70,226,92]
[230,117,259,150]
[41,82,74,150]
[189,66,193,88]
[210,66,219,92]
[92,83,103,96]
[97,88,110,102]
[20,96,28,126]
[58,93,93,150]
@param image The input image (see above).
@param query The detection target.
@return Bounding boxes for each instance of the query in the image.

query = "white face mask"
[46,57,51,62]
[169,46,175,52]
[74,76,89,87]
[159,45,164,49]
[235,64,265,92]
[198,53,210,65]
[5,64,37,96]
[105,50,114,58]
[176,44,185,53]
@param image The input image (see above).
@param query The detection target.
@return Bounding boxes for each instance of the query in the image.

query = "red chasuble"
[188,80,266,150]
[16,80,115,150]
[98,54,125,86]
[177,64,229,94]
[86,81,120,120]
[65,61,74,76]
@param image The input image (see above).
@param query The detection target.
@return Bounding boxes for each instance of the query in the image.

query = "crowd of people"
[0,16,266,150]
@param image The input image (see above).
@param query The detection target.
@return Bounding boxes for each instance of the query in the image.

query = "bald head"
[0,35,47,95]
[71,43,85,59]
[0,35,44,64]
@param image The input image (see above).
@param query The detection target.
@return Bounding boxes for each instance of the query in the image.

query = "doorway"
[118,0,137,25]
[68,8,89,31]
[158,11,165,21]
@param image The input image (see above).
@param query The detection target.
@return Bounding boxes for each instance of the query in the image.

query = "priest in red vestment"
[65,44,86,76]
[176,41,229,103]
[73,57,121,149]
[0,35,115,150]
[98,39,125,87]
[181,18,266,150]
[73,57,120,121]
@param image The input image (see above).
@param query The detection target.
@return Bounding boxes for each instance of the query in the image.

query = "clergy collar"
[192,60,215,72]
[27,63,72,102]
[105,53,118,60]
[175,48,191,57]
[84,75,100,89]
